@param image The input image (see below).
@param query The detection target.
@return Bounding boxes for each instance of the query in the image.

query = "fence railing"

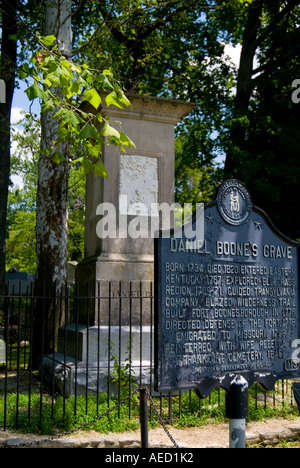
[0,280,298,433]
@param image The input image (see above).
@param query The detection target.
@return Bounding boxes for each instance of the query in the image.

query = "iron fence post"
[140,387,149,448]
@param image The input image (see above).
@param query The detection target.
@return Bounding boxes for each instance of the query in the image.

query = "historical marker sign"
[155,180,300,398]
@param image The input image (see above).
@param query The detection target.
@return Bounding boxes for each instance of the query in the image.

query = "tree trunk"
[32,0,72,367]
[0,0,17,297]
[224,0,263,179]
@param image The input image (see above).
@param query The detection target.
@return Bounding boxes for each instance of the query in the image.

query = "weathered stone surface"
[77,95,195,325]
[6,438,27,447]
[245,432,261,445]
[2,423,300,448]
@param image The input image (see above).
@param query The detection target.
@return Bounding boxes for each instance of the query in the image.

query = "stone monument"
[76,94,196,322]
[45,95,195,395]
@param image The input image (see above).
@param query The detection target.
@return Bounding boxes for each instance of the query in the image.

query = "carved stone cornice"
[100,93,197,124]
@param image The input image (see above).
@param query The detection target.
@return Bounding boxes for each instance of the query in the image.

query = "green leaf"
[72,156,84,165]
[87,143,103,159]
[72,156,93,175]
[101,122,120,139]
[79,123,99,141]
[25,84,38,101]
[63,82,81,99]
[57,126,72,142]
[105,91,123,109]
[120,132,135,148]
[99,73,114,90]
[92,159,108,178]
[37,87,49,102]
[77,76,90,88]
[106,89,131,109]
[19,63,33,79]
[50,151,67,164]
[70,63,82,73]
[41,35,57,47]
[41,78,52,87]
[118,90,131,107]
[41,100,55,113]
[63,110,82,127]
[82,89,102,109]
[25,82,49,101]
[80,157,93,176]
[47,71,63,87]
[96,113,103,124]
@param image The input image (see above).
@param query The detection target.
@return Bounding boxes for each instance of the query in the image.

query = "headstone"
[67,261,77,282]
[5,271,34,295]
[155,180,300,397]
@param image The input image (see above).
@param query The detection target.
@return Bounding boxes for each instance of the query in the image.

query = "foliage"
[21,34,135,178]
[221,1,300,239]
[7,113,86,272]
[71,0,300,239]
[0,392,140,435]
[110,340,139,399]
[68,170,85,263]
[72,0,238,207]
[175,135,224,208]
[0,383,298,436]
[7,0,300,276]
[6,211,37,273]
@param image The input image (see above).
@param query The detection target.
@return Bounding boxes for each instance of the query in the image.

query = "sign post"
[225,375,248,448]
[155,179,300,448]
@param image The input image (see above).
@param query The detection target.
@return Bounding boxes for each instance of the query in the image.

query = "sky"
[11,80,40,187]
[12,79,40,124]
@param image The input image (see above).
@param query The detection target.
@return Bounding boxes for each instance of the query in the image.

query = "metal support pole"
[229,419,246,449]
[225,375,249,448]
[140,387,149,448]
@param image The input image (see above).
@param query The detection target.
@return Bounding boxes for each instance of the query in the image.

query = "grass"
[0,392,142,435]
[0,382,298,436]
[0,344,299,436]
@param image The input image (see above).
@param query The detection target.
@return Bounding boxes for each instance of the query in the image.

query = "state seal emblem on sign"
[217,179,253,226]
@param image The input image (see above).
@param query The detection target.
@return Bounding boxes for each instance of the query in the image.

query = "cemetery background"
[1,0,300,445]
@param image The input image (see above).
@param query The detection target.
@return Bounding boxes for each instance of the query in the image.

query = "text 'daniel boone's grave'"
[155,179,300,397]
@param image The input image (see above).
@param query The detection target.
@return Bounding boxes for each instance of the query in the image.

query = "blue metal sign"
[155,180,300,397]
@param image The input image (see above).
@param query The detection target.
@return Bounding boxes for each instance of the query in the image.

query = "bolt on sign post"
[155,179,300,448]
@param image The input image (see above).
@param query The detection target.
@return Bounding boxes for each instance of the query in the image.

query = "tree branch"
[71,20,105,57]
[96,0,136,49]
[254,0,299,49]
[137,0,199,41]
[252,37,300,80]
[96,0,199,49]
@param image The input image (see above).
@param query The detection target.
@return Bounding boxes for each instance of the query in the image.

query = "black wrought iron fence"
[0,281,298,433]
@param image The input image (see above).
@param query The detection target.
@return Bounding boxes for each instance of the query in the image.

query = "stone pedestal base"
[76,253,154,284]
[75,255,154,326]
[43,325,154,397]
